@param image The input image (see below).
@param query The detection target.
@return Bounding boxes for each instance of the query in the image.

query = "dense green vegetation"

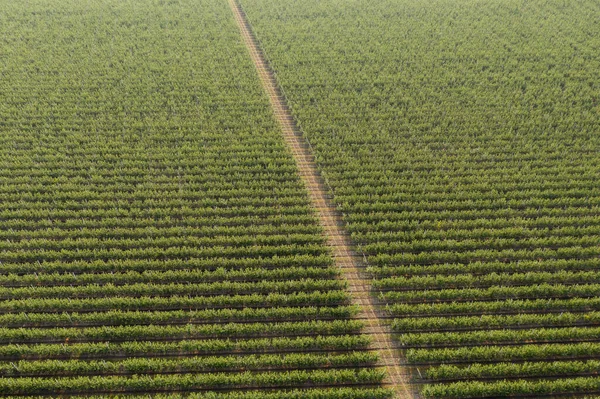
[0,0,390,397]
[238,0,600,397]
[3,0,600,397]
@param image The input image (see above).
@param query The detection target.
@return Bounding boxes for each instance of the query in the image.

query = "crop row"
[0,280,344,299]
[0,197,311,213]
[331,168,596,188]
[382,283,600,303]
[0,234,324,253]
[0,320,364,344]
[0,159,297,173]
[341,186,600,205]
[407,342,600,364]
[346,206,600,224]
[0,171,302,186]
[0,307,359,328]
[424,360,600,381]
[355,224,600,245]
[400,326,600,348]
[0,335,372,360]
[0,214,318,233]
[0,267,337,287]
[0,243,329,262]
[370,258,600,278]
[392,311,600,333]
[362,235,599,255]
[0,368,386,394]
[0,254,333,276]
[341,197,600,214]
[342,195,600,213]
[374,271,600,291]
[388,297,600,317]
[0,224,322,241]
[352,214,600,234]
[369,245,600,266]
[0,187,311,205]
[20,388,393,399]
[0,352,377,377]
[0,204,315,222]
[0,292,349,313]
[0,161,298,177]
[0,179,304,195]
[421,376,600,398]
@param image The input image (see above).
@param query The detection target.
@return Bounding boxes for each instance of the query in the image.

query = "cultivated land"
[238,0,600,397]
[0,0,389,397]
[1,0,599,398]
[227,0,412,397]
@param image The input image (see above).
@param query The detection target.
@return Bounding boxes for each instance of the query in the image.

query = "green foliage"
[422,377,600,398]
[0,0,382,396]
[426,360,600,381]
[0,369,386,394]
[18,388,394,399]
[0,352,378,377]
[238,0,600,396]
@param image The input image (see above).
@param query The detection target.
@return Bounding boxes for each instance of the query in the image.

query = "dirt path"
[228,1,414,397]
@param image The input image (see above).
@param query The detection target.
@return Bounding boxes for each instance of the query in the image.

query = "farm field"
[0,0,390,397]
[2,0,600,398]
[237,0,600,397]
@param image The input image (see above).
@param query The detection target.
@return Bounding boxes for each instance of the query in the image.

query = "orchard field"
[0,0,388,397]
[1,0,599,398]
[238,0,600,397]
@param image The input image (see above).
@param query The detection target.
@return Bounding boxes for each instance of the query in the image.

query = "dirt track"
[227,1,414,397]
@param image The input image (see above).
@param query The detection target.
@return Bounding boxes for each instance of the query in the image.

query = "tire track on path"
[227,0,415,397]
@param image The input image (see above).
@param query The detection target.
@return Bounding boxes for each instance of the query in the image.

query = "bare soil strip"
[228,1,414,397]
